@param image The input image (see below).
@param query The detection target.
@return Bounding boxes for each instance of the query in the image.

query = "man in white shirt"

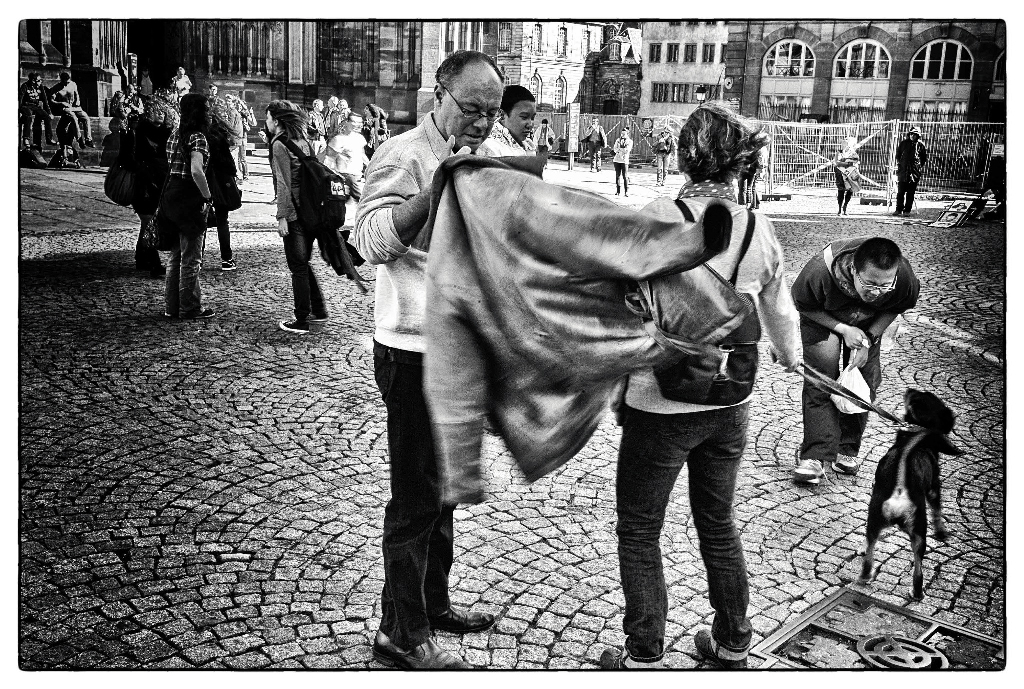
[353,49,504,670]
[324,110,368,201]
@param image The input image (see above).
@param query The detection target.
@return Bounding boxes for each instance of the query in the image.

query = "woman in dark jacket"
[207,98,242,271]
[267,99,326,334]
[163,93,216,320]
[122,95,179,277]
[361,103,389,159]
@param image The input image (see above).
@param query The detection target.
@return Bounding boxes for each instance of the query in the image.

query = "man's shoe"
[221,258,236,271]
[279,319,310,334]
[182,308,216,320]
[428,607,495,634]
[372,632,470,669]
[833,454,861,475]
[694,630,747,669]
[792,459,825,485]
[308,313,329,323]
[599,647,661,669]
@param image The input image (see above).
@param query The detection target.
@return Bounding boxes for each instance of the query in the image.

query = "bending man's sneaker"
[599,647,663,669]
[792,459,824,485]
[372,632,469,669]
[694,629,747,669]
[833,454,861,475]
[428,607,495,634]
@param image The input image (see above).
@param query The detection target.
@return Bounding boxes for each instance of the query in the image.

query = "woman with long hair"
[601,101,800,670]
[208,96,242,270]
[267,99,327,334]
[834,135,861,216]
[612,126,633,196]
[163,92,215,319]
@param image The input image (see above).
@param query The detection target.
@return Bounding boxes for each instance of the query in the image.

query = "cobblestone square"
[18,153,1005,670]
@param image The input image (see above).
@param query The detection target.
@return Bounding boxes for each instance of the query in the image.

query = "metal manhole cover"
[857,635,949,669]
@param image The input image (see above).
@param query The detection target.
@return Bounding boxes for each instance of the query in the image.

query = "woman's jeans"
[655,153,669,183]
[165,230,207,317]
[282,220,325,322]
[614,162,629,193]
[616,404,753,661]
[799,318,881,462]
[215,207,232,262]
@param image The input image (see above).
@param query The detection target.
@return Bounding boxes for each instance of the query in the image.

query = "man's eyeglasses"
[855,270,897,294]
[440,83,500,123]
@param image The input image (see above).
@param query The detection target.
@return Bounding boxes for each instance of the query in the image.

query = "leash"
[796,362,925,433]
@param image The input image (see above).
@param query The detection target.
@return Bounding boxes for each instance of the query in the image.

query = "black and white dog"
[857,388,963,600]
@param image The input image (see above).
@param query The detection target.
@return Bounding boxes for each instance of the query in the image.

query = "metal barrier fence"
[546,113,1003,196]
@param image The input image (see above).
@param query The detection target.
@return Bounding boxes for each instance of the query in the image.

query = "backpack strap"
[728,210,757,286]
[282,136,310,161]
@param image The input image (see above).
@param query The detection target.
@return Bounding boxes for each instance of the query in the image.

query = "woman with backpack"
[267,99,328,334]
[600,102,801,670]
[207,98,243,272]
[162,93,216,320]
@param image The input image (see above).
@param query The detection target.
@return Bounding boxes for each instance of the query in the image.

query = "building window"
[720,43,727,63]
[604,25,616,44]
[444,22,455,54]
[498,22,512,52]
[683,43,696,63]
[583,29,591,54]
[687,21,699,26]
[702,43,716,63]
[533,23,542,54]
[458,22,468,51]
[669,22,681,26]
[555,75,567,111]
[530,73,543,102]
[763,40,815,77]
[667,43,680,62]
[649,43,661,63]
[470,21,480,51]
[652,82,669,103]
[558,26,567,56]
[910,39,973,80]
[609,41,620,61]
[834,39,891,79]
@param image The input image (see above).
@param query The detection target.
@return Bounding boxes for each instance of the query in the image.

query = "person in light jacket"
[613,126,633,196]
[583,116,608,172]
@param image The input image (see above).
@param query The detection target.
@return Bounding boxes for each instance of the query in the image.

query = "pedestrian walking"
[266,100,328,335]
[613,126,632,196]
[227,93,256,180]
[535,118,555,167]
[169,66,192,103]
[894,127,928,216]
[834,136,861,216]
[600,102,801,670]
[791,236,921,484]
[323,110,369,201]
[308,99,327,157]
[583,116,608,172]
[352,49,503,670]
[162,93,215,320]
[481,85,536,157]
[19,72,56,149]
[652,128,675,186]
[123,94,177,278]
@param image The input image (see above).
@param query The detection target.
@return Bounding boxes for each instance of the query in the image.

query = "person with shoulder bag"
[125,95,177,277]
[601,102,801,671]
[206,100,243,272]
[267,100,328,334]
[162,93,216,320]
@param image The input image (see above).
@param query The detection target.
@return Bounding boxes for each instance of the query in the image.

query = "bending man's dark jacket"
[422,155,733,504]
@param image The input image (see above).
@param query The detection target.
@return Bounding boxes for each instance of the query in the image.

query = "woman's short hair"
[178,93,209,137]
[676,101,769,183]
[266,99,308,141]
[500,85,535,114]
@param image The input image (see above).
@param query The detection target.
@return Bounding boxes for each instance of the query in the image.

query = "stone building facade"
[722,20,1006,121]
[638,21,729,118]
[580,24,643,115]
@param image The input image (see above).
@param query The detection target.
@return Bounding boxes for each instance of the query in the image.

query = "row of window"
[649,41,725,64]
[651,82,721,103]
[763,38,1000,82]
[529,73,568,110]
[498,22,598,57]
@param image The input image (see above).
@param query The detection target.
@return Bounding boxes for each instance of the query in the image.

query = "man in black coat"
[894,127,928,216]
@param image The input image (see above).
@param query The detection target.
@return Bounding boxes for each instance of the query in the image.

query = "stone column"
[416,21,443,123]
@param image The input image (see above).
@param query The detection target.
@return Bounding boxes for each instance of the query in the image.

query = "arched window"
[558,27,567,56]
[834,39,891,79]
[533,24,543,54]
[763,40,815,77]
[994,51,1005,82]
[554,75,567,111]
[530,73,543,103]
[604,25,616,45]
[910,40,973,81]
[609,40,621,61]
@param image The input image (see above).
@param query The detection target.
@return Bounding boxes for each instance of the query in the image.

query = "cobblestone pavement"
[18,153,1005,669]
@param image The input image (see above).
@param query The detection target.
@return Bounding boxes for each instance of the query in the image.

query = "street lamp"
[695,84,708,104]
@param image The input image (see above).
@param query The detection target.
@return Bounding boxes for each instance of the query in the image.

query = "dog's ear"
[929,433,964,456]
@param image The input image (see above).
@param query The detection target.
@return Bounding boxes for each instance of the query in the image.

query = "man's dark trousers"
[588,139,602,171]
[799,318,881,462]
[373,341,454,651]
[20,105,53,144]
[896,180,918,214]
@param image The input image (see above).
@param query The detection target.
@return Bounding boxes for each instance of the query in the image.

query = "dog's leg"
[910,513,928,600]
[859,514,883,583]
[927,460,948,542]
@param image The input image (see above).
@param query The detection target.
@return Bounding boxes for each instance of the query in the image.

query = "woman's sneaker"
[833,454,861,475]
[221,259,236,271]
[694,630,747,669]
[279,319,310,334]
[792,459,825,485]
